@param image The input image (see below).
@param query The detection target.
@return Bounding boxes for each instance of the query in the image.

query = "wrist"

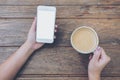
[24,41,35,52]
[88,73,100,80]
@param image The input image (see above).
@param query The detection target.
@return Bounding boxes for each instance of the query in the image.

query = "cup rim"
[70,26,99,54]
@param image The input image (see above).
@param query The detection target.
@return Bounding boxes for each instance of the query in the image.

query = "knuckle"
[108,57,111,61]
[107,56,111,62]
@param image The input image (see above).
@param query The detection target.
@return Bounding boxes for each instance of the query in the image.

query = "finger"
[101,47,107,56]
[30,17,37,31]
[100,47,109,59]
[54,25,58,32]
[55,25,58,28]
[32,17,36,27]
[54,29,57,32]
[89,54,93,60]
[92,46,102,61]
[54,36,56,39]
[100,47,111,62]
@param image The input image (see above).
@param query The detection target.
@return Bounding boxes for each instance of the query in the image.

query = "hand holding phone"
[36,6,56,43]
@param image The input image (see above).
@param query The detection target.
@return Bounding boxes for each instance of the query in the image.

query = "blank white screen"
[37,10,55,40]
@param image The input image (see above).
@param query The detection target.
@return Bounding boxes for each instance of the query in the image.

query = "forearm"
[88,73,101,80]
[0,41,34,80]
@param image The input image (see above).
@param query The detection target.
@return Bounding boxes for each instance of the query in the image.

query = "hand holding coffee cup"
[71,26,99,54]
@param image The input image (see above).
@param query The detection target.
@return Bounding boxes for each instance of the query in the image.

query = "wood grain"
[16,76,120,80]
[0,0,120,79]
[17,77,89,80]
[0,0,119,6]
[0,46,119,76]
[0,6,119,19]
[0,19,119,47]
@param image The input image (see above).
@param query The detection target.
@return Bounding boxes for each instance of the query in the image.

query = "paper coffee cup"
[71,26,99,54]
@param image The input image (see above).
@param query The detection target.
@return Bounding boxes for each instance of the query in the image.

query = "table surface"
[0,0,120,80]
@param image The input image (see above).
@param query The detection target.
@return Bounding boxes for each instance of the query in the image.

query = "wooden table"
[0,0,120,80]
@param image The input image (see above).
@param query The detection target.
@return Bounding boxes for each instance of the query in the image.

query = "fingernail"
[54,36,56,39]
[55,25,58,28]
[94,47,100,54]
[55,29,57,32]
[97,46,101,51]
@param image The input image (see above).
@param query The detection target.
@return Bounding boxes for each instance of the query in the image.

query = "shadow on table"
[14,48,44,79]
[78,53,93,69]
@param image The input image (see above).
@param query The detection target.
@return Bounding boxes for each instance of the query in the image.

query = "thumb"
[100,47,111,63]
[30,17,37,32]
[92,47,102,61]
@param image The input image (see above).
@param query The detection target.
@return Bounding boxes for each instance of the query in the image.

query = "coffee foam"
[71,27,99,54]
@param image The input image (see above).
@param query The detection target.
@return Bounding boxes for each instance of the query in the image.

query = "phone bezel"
[36,6,56,43]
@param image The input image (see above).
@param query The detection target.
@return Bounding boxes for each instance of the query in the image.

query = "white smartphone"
[36,6,56,43]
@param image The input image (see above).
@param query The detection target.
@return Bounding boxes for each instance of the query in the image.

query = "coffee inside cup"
[71,26,99,54]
